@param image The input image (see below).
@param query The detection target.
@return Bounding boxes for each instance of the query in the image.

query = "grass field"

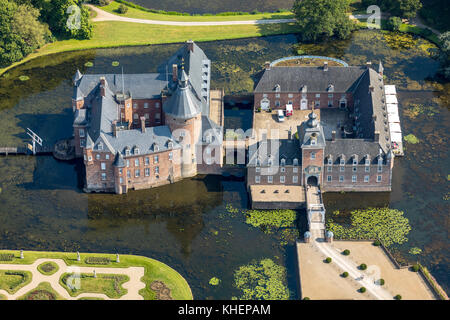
[37,261,59,276]
[99,1,294,21]
[0,250,193,300]
[60,273,129,299]
[0,270,32,294]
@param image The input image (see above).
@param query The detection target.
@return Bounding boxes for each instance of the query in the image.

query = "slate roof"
[324,139,384,164]
[254,66,367,93]
[163,70,202,119]
[73,109,87,125]
[248,139,301,167]
[113,151,126,167]
[200,115,223,145]
[74,73,168,100]
[159,41,210,115]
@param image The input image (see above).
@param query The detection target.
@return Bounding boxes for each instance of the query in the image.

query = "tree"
[0,0,50,67]
[387,16,402,31]
[438,32,450,78]
[398,0,422,18]
[292,0,356,41]
[361,0,422,19]
[117,4,128,14]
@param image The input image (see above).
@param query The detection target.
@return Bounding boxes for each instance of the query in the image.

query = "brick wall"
[247,166,302,189]
[130,98,165,129]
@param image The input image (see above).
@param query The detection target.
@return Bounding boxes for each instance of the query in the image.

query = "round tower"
[163,68,202,178]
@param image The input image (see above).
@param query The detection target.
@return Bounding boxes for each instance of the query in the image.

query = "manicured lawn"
[18,282,65,300]
[60,273,129,299]
[0,20,299,76]
[0,270,32,294]
[100,1,294,21]
[0,294,6,300]
[0,250,193,300]
[37,261,59,276]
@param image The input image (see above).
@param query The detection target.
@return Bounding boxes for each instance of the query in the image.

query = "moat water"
[0,30,448,298]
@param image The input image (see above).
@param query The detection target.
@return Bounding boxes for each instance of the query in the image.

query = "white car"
[277,109,285,122]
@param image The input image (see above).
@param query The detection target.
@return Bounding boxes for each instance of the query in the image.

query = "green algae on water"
[404,134,420,144]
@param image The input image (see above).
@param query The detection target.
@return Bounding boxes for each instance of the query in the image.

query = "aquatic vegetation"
[404,134,420,144]
[244,209,296,233]
[112,61,120,67]
[383,32,418,50]
[403,104,440,119]
[209,277,220,286]
[326,208,411,247]
[18,75,29,81]
[409,247,422,255]
[84,61,94,67]
[233,258,289,300]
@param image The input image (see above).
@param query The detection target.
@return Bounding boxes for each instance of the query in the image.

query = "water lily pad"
[84,62,94,67]
[112,61,120,67]
[409,247,422,255]
[209,277,220,286]
[404,134,419,144]
[19,75,29,81]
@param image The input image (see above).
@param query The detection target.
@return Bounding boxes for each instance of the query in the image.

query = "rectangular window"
[364,175,369,182]
[268,176,273,183]
[169,152,173,161]
[134,159,139,167]
[339,175,344,182]
[275,94,280,98]
[135,169,140,177]
[126,160,130,167]
[145,168,150,177]
[154,155,159,163]
[79,129,85,138]
[119,168,123,175]
[133,113,139,120]
[315,93,321,98]
[280,176,285,183]
[280,167,285,173]
[127,170,131,178]
[105,154,110,160]
[377,175,382,182]
[155,113,161,120]
[340,166,345,172]
[155,102,160,108]
[155,166,159,174]
[352,175,357,182]
[144,102,149,108]
[328,94,333,98]
[143,157,148,165]
[256,167,260,173]
[144,113,149,120]
[255,176,260,183]
[133,103,138,109]
[365,166,370,172]
[311,152,316,159]
[327,175,332,182]
[378,166,383,173]
[327,166,332,172]
[83,155,87,161]
[293,176,298,183]
[315,101,320,107]
[293,167,298,173]
[101,163,106,170]
[80,139,85,147]
[275,100,280,107]
[119,177,123,184]
[96,154,100,160]
[101,173,106,180]
[288,93,293,98]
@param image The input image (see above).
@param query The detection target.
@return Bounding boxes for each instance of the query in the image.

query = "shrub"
[359,287,366,293]
[343,249,350,256]
[325,257,332,263]
[394,294,402,300]
[0,253,14,261]
[342,272,349,278]
[412,264,420,272]
[117,4,128,14]
[94,0,111,7]
[373,240,381,246]
[303,297,310,300]
[378,278,385,285]
[387,17,402,31]
[85,257,110,265]
[359,263,367,270]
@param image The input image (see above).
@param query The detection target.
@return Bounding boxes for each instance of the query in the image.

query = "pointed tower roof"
[85,133,94,149]
[378,61,384,75]
[163,68,201,119]
[113,151,125,167]
[73,69,83,85]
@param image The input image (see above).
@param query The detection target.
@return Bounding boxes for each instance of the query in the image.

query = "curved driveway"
[88,5,296,26]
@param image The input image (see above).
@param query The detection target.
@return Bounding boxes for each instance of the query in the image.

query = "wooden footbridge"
[0,128,53,157]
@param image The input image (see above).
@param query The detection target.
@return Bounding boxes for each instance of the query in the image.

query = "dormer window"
[352,155,358,165]
[153,143,159,152]
[327,157,333,165]
[340,156,346,165]
[134,147,140,155]
[293,158,299,166]
[97,142,103,151]
[125,147,130,156]
[301,85,307,93]
[256,159,261,166]
[280,158,286,166]
[268,155,273,166]
[167,140,174,149]
[274,84,281,92]
[365,155,371,166]
[378,156,383,165]
[327,84,334,92]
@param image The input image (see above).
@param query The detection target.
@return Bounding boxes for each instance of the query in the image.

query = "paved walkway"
[308,234,393,300]
[88,5,296,26]
[0,258,145,300]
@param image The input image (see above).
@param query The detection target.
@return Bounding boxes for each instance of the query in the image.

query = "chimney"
[112,120,118,137]
[172,64,178,82]
[372,114,377,122]
[366,61,372,69]
[374,130,380,141]
[264,61,271,70]
[100,77,107,97]
[186,40,194,52]
[140,116,146,133]
[332,130,336,141]
[369,86,374,93]
[323,61,328,71]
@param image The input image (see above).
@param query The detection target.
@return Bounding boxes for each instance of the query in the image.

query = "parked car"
[285,104,293,117]
[277,109,285,122]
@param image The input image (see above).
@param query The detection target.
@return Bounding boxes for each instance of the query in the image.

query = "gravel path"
[0,258,145,300]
